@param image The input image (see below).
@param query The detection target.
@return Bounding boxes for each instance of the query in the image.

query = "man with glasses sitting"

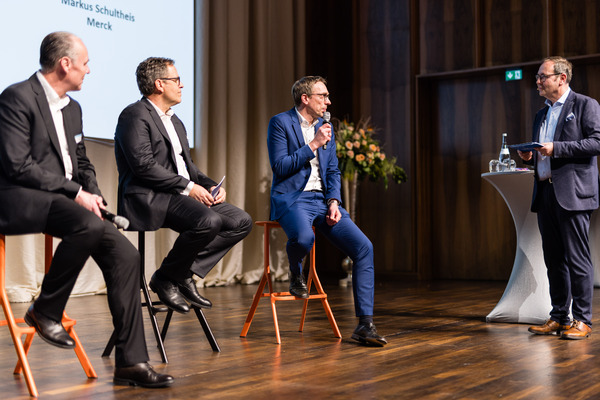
[267,76,387,347]
[114,57,252,314]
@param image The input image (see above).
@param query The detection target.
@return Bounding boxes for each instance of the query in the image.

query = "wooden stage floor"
[1,279,599,399]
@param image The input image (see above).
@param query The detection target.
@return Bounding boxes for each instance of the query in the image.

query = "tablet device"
[508,142,543,152]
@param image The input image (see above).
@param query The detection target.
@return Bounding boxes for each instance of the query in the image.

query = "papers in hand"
[508,142,543,152]
[211,176,225,198]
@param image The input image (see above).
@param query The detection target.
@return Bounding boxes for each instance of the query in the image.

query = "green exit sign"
[505,69,523,81]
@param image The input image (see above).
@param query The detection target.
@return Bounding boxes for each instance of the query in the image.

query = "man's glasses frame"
[309,92,330,101]
[535,73,561,82]
[159,77,181,85]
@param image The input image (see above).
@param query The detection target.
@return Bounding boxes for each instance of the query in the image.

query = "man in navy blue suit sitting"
[267,76,387,346]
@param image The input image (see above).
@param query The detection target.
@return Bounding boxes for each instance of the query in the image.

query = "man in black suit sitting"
[114,57,252,313]
[0,32,172,387]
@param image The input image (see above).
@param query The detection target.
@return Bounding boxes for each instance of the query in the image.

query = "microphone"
[322,111,331,150]
[100,209,130,230]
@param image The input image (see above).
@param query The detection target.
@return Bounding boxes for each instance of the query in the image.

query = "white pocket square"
[74,133,83,143]
[565,112,575,122]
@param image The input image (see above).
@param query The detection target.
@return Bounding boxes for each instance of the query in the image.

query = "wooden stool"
[0,234,97,398]
[240,221,341,344]
[102,231,220,363]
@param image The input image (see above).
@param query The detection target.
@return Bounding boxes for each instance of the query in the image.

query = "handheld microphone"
[100,209,130,230]
[322,111,331,150]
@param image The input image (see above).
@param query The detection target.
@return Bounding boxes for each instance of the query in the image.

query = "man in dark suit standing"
[519,56,600,340]
[114,57,252,314]
[0,32,172,386]
[267,76,387,346]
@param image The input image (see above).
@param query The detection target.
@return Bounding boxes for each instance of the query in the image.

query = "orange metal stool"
[240,221,341,344]
[0,234,97,398]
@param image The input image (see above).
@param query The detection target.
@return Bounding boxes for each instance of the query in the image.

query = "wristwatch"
[327,198,340,206]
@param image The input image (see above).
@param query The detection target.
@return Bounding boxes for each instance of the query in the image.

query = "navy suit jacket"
[267,108,341,221]
[0,74,101,234]
[531,90,600,212]
[114,97,216,231]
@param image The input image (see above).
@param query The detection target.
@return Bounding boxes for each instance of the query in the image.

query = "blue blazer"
[267,108,342,221]
[531,90,600,212]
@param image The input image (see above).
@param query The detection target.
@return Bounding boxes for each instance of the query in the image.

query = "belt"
[308,189,323,193]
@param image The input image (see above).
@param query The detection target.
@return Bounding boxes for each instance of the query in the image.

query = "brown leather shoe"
[528,319,571,335]
[560,320,592,340]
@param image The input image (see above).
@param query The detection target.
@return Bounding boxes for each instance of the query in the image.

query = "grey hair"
[543,56,573,84]
[39,32,78,72]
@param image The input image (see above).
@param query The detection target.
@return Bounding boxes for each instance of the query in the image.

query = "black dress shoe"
[24,305,75,349]
[289,271,309,299]
[149,272,190,314]
[178,277,212,309]
[114,362,174,388]
[351,323,388,347]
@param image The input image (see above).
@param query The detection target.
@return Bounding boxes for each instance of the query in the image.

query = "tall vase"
[342,170,358,221]
[340,171,358,286]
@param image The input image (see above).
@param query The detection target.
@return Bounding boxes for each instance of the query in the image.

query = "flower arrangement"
[334,118,407,189]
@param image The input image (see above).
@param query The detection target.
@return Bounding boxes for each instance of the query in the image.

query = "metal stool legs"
[102,232,220,363]
[1,234,97,398]
[240,221,341,344]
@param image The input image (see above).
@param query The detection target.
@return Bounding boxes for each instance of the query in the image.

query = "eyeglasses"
[535,73,561,82]
[310,92,330,101]
[159,76,181,85]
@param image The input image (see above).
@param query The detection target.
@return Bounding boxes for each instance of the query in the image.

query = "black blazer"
[114,97,216,231]
[0,73,100,234]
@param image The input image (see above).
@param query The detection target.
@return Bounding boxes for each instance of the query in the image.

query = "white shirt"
[538,87,571,181]
[296,109,323,192]
[36,71,74,180]
[147,99,194,195]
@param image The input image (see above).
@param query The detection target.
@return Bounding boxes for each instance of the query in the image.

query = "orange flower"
[333,117,406,186]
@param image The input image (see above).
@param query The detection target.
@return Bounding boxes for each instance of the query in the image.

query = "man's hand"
[326,201,341,226]
[75,190,103,218]
[517,150,532,161]
[210,186,226,205]
[189,184,215,206]
[309,124,332,152]
[535,142,554,157]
